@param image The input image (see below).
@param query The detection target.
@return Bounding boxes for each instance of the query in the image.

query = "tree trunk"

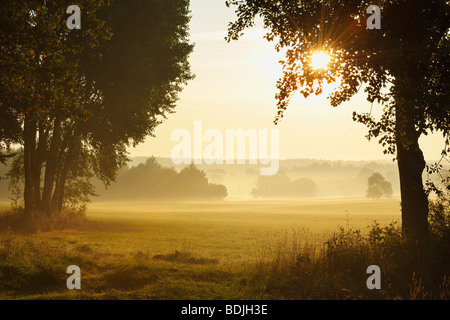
[52,128,76,213]
[55,128,82,212]
[395,104,429,244]
[40,116,62,213]
[53,162,69,213]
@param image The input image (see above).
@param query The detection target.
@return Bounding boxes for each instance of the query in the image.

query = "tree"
[0,0,113,217]
[366,172,393,200]
[226,0,450,243]
[94,159,228,200]
[0,0,194,217]
[175,164,228,199]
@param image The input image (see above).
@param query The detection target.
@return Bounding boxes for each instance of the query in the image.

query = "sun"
[310,51,331,70]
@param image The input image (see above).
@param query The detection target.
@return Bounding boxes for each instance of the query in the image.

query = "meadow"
[0,199,405,300]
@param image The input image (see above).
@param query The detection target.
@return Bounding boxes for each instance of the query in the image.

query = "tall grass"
[248,196,450,299]
[0,206,87,233]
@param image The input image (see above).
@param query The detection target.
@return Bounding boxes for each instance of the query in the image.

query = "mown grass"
[0,198,448,300]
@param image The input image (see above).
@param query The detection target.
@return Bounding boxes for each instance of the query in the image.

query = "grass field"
[0,199,402,299]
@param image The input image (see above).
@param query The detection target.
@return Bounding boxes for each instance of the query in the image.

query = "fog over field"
[2,155,446,202]
[95,156,403,201]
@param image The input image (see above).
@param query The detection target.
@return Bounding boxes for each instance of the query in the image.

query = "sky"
[129,0,445,162]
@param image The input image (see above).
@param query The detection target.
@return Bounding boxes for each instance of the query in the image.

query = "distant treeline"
[251,172,316,198]
[2,155,446,201]
[95,158,228,200]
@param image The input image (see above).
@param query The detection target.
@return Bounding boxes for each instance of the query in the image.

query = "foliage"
[225,0,449,134]
[0,110,20,166]
[252,209,450,299]
[427,192,450,278]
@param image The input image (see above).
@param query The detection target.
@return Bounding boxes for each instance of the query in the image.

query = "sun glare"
[310,52,331,70]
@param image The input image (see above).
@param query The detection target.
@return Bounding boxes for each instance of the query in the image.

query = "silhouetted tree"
[366,172,393,199]
[207,184,228,200]
[226,0,450,242]
[98,159,228,200]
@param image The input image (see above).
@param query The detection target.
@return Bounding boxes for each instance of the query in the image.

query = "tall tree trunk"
[53,158,70,213]
[41,116,62,213]
[395,104,429,244]
[52,128,76,213]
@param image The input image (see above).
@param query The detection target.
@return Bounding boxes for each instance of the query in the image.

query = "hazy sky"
[129,0,444,162]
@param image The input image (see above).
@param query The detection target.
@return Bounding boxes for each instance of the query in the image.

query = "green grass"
[0,199,408,299]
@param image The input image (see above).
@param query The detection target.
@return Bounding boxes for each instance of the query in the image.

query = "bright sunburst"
[310,51,331,70]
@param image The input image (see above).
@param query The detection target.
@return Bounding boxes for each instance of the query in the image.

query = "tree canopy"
[226,0,449,131]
